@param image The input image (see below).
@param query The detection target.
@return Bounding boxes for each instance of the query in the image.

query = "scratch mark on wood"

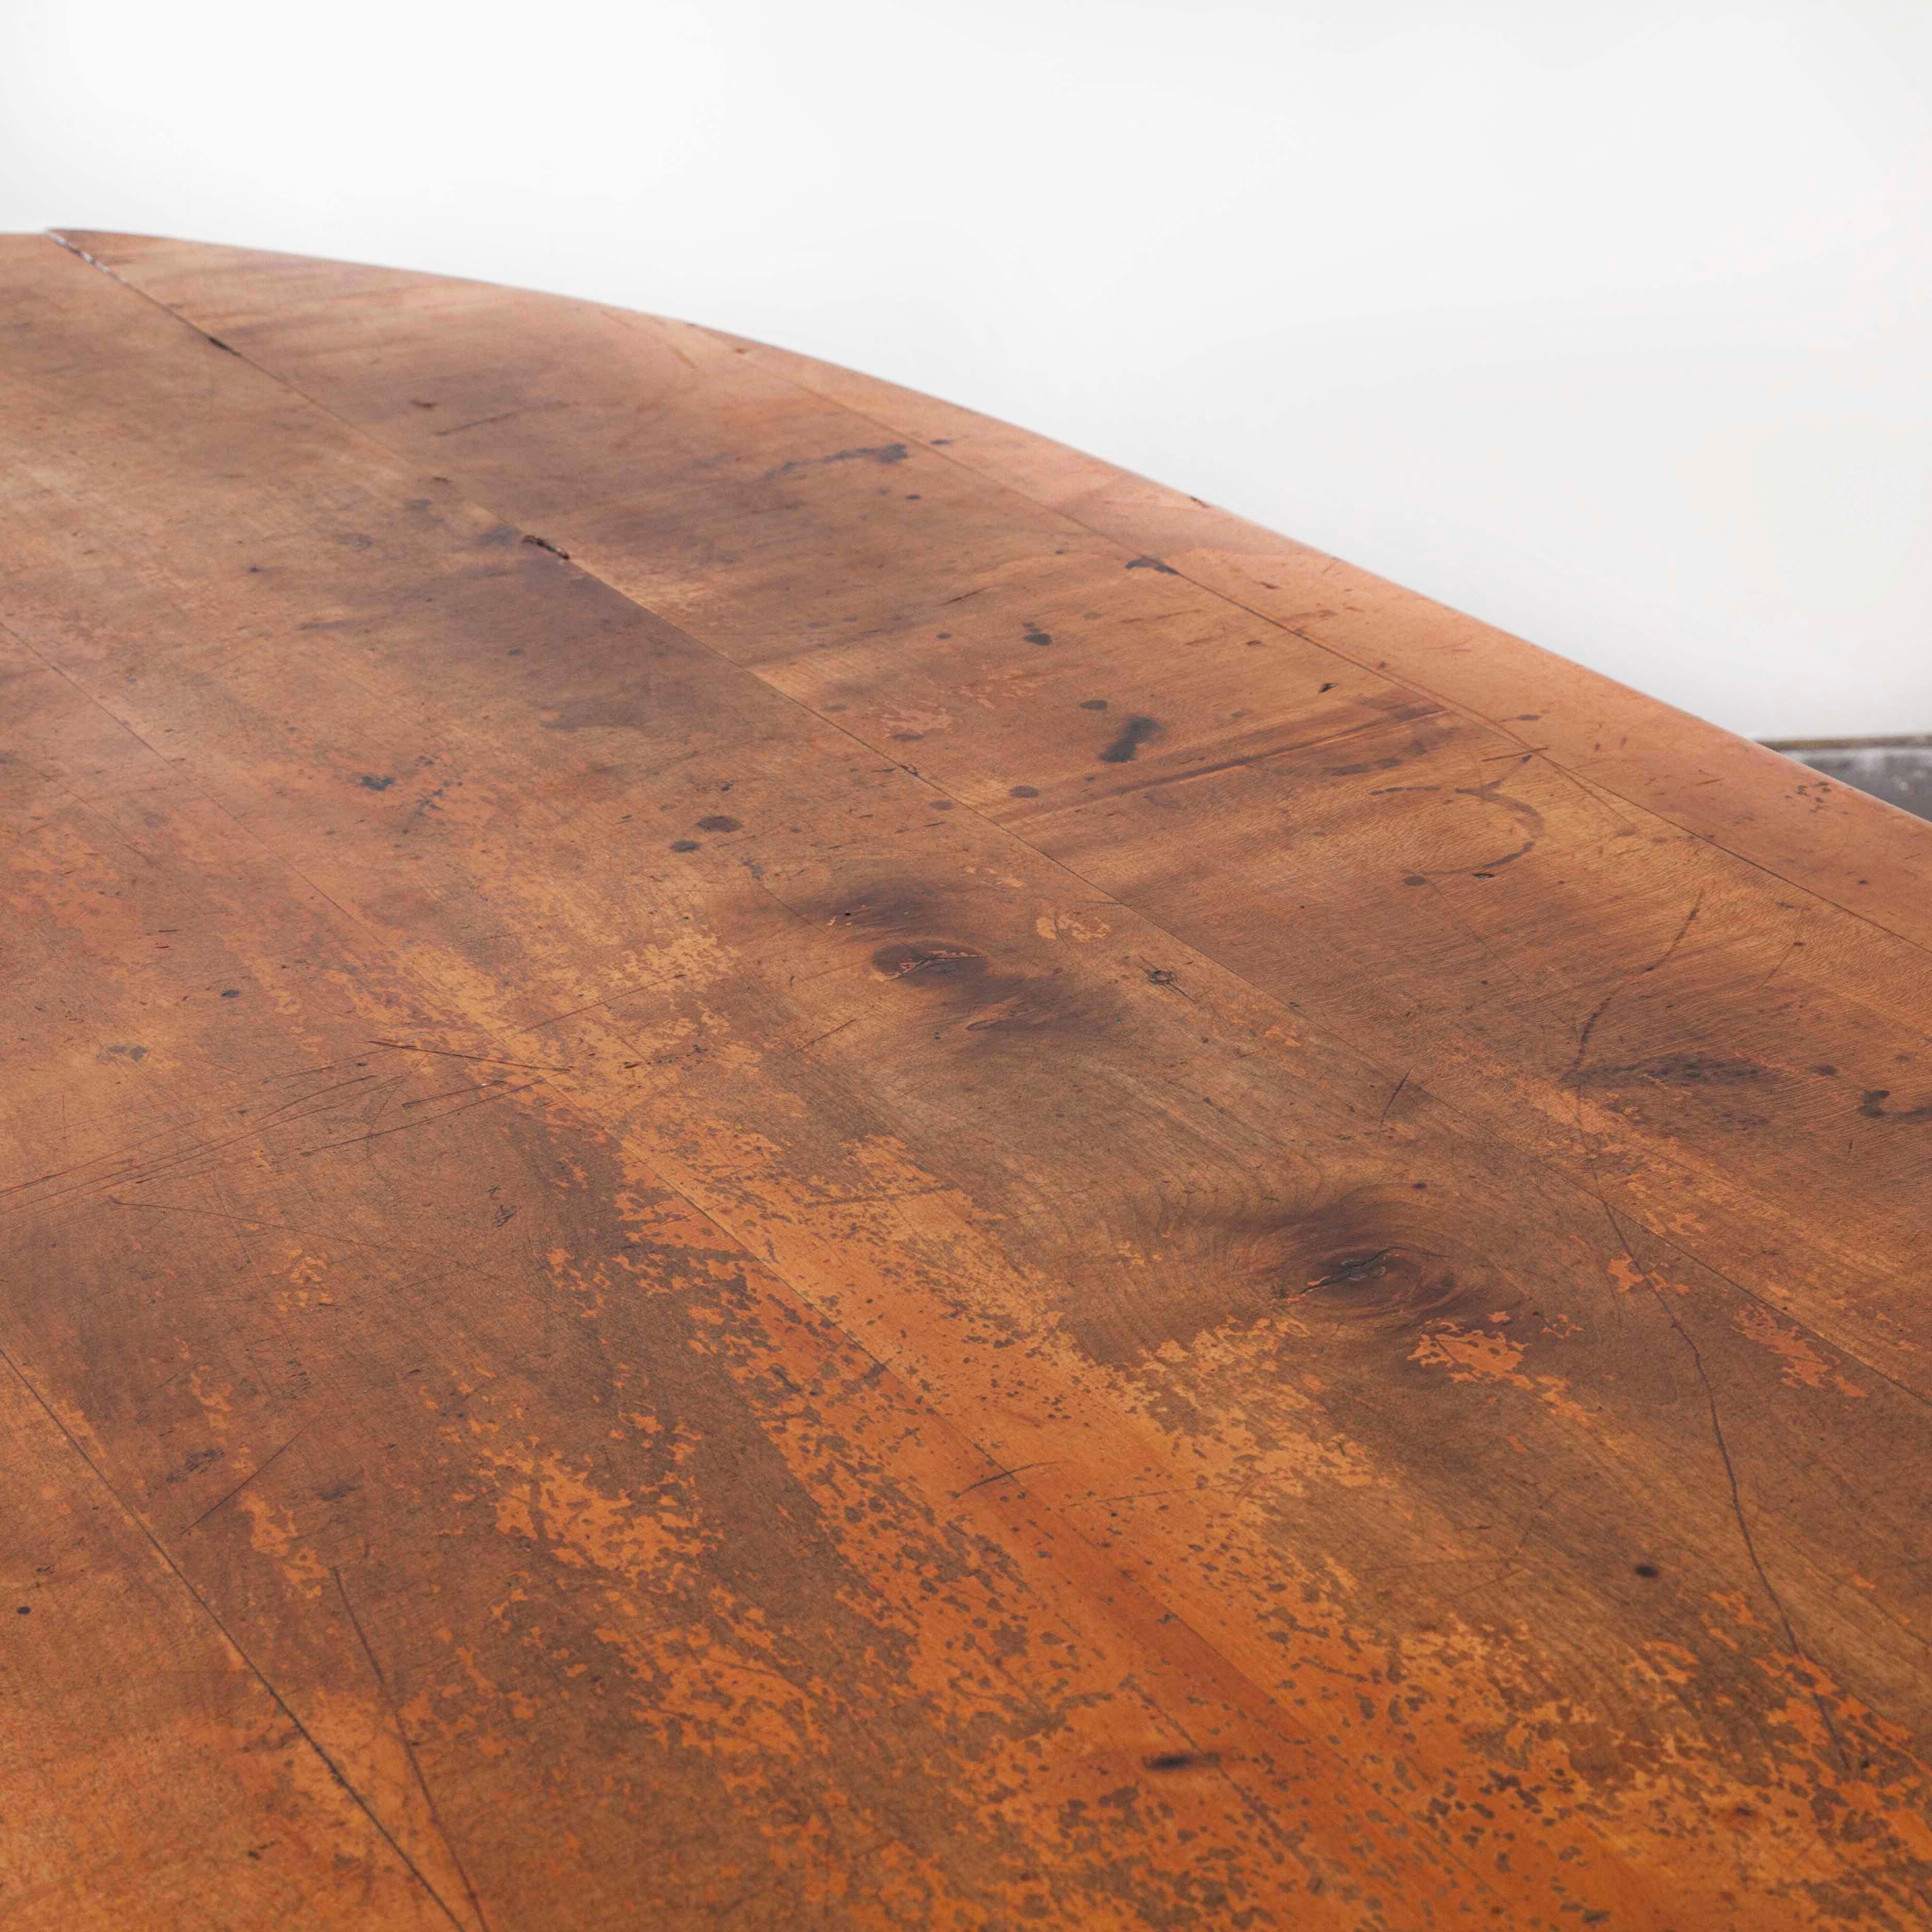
[0,1344,468,1928]
[953,1460,1058,1500]
[297,1082,537,1155]
[186,1427,311,1531]
[335,1568,494,1932]
[1597,1200,1848,1773]
[368,1039,571,1072]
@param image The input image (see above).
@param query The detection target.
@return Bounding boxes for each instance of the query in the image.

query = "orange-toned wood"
[3,230,1928,1929]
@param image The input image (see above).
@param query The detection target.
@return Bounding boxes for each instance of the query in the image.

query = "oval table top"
[4,232,1930,1931]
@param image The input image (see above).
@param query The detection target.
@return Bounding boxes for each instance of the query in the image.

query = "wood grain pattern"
[4,230,1929,1929]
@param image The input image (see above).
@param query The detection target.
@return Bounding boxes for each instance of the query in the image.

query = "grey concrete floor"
[1765,739,1932,825]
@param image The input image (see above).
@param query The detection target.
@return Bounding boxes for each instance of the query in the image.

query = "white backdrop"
[4,0,1927,739]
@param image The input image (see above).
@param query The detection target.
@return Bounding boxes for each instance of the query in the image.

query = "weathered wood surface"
[3,230,1930,1930]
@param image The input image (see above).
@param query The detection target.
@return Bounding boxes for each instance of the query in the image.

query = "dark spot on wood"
[1634,1563,1661,1578]
[766,443,909,480]
[1403,874,1428,886]
[1024,627,1053,647]
[871,943,989,986]
[1142,1751,1219,1772]
[670,840,699,852]
[1860,1089,1932,1120]
[220,989,241,1000]
[1812,1064,1838,1076]
[1070,1183,1517,1367]
[1125,556,1178,575]
[1284,1230,1492,1332]
[1009,785,1039,799]
[1099,717,1161,764]
[696,815,742,833]
[1080,699,1109,712]
[803,881,1118,1057]
[1146,969,1177,987]
[1319,682,1337,693]
[359,775,396,791]
[1307,1250,1399,1287]
[521,533,571,559]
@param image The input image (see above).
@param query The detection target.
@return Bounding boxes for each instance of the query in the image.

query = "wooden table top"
[5,232,1930,1931]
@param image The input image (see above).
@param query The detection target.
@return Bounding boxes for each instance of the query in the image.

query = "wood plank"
[62,233,1932,1398]
[5,231,1931,1927]
[64,230,1932,949]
